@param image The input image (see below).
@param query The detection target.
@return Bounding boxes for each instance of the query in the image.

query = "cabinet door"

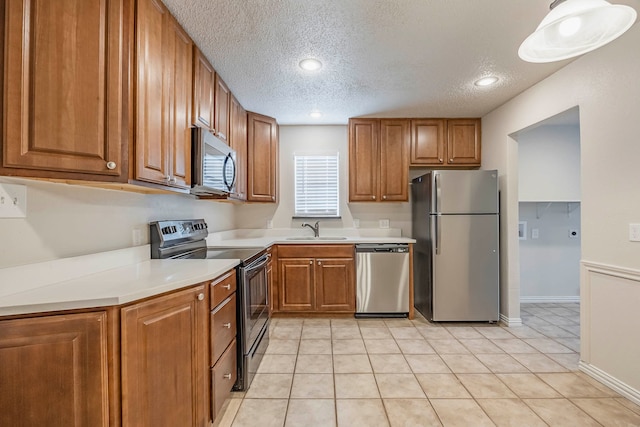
[166,16,193,189]
[229,95,248,200]
[278,258,314,311]
[193,47,215,130]
[121,285,208,427]
[379,119,409,202]
[0,312,109,427]
[135,0,170,185]
[348,118,379,201]
[315,258,355,312]
[214,74,231,142]
[2,0,128,179]
[410,119,446,166]
[446,119,481,165]
[247,112,278,202]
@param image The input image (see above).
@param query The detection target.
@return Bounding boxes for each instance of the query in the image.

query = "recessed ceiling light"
[474,76,499,87]
[299,58,322,71]
[309,111,323,118]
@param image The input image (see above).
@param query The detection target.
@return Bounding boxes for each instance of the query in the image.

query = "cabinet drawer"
[277,244,353,258]
[211,294,236,364]
[210,270,237,308]
[211,339,237,421]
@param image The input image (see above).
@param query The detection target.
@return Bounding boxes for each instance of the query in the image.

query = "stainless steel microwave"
[191,127,236,196]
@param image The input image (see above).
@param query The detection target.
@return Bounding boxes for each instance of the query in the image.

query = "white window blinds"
[294,154,339,217]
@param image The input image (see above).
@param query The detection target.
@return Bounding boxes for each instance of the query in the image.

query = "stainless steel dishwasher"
[355,243,410,318]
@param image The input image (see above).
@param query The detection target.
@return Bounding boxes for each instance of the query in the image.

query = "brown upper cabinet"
[1,0,130,180]
[348,118,409,202]
[214,74,231,142]
[247,112,279,202]
[410,118,481,167]
[229,95,248,201]
[193,47,215,131]
[134,0,193,191]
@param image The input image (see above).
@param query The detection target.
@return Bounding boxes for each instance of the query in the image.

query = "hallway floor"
[214,303,640,426]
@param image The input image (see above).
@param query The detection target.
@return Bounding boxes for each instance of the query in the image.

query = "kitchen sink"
[285,236,348,241]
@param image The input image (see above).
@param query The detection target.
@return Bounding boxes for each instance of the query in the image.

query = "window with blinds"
[294,154,339,217]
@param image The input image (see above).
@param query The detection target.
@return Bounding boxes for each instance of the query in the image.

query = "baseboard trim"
[579,361,640,406]
[499,313,523,327]
[520,296,580,303]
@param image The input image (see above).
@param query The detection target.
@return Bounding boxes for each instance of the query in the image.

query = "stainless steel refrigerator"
[412,170,499,322]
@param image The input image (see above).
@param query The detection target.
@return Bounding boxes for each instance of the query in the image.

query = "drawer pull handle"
[223,323,232,328]
[223,373,232,380]
[222,284,231,290]
[197,293,205,301]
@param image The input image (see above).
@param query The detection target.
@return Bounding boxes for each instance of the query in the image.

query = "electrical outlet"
[0,183,27,218]
[379,219,390,229]
[531,228,539,239]
[630,223,640,242]
[266,219,273,229]
[569,229,579,239]
[132,229,142,246]
[353,219,360,228]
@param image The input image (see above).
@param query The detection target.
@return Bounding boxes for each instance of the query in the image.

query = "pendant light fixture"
[518,0,637,63]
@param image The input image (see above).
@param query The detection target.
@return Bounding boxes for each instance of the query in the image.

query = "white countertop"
[0,228,414,317]
[206,228,416,248]
[0,247,238,316]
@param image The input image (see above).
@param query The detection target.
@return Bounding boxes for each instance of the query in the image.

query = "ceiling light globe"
[519,0,637,63]
[309,111,323,118]
[299,58,322,71]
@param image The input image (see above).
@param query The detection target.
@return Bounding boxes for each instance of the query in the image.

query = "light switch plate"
[630,223,640,242]
[379,219,390,229]
[531,228,539,239]
[353,219,360,228]
[266,219,273,229]
[0,183,27,218]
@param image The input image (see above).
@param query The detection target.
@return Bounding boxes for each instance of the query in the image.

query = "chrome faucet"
[301,221,320,238]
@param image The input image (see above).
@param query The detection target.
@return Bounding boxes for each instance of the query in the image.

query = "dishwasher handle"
[355,244,409,253]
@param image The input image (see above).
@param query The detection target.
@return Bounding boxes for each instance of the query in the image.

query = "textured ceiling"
[162,0,638,125]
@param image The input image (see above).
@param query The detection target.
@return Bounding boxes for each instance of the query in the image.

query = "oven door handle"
[244,256,268,277]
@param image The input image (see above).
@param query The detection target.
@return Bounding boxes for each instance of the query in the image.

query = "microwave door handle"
[222,153,236,191]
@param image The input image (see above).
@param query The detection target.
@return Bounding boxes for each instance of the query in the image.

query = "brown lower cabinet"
[275,245,355,313]
[0,311,110,427]
[121,284,209,427]
[0,270,239,427]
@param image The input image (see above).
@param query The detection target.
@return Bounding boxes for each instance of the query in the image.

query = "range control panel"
[150,219,209,246]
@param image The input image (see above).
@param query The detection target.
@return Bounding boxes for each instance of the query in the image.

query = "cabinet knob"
[223,284,231,290]
[382,195,387,200]
[271,196,275,201]
[439,158,443,163]
[197,293,205,301]
[164,175,171,182]
[449,159,453,162]
[317,261,322,265]
[371,195,375,200]
[223,322,231,329]
[106,161,117,170]
[309,260,313,265]
[169,177,177,184]
[223,373,232,380]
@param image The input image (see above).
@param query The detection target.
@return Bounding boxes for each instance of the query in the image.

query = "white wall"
[481,20,640,398]
[519,202,581,300]
[0,177,235,269]
[518,125,581,202]
[235,125,413,237]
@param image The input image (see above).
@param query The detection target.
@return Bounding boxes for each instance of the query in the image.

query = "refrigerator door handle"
[434,172,441,255]
[435,214,441,254]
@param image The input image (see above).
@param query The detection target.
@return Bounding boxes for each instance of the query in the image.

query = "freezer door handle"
[434,172,441,215]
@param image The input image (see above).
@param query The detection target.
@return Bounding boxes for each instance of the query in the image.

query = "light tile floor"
[214,303,640,426]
